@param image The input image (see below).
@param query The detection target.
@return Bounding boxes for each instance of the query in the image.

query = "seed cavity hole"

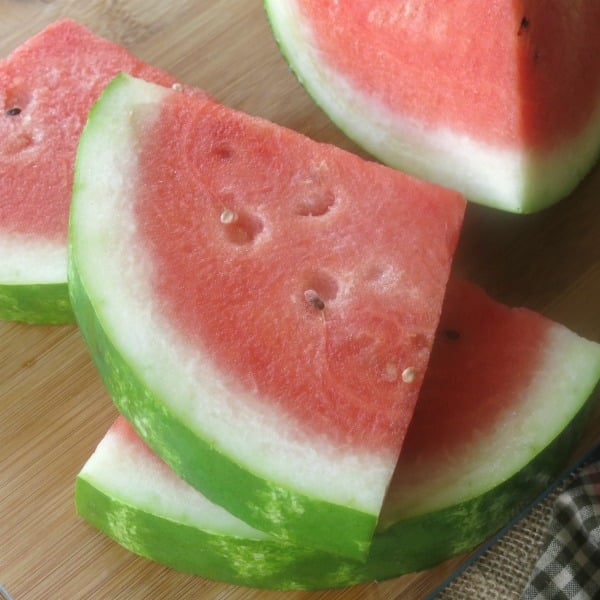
[220,209,262,245]
[7,132,33,153]
[212,143,234,160]
[304,289,325,311]
[4,86,31,114]
[295,188,336,217]
[302,270,338,311]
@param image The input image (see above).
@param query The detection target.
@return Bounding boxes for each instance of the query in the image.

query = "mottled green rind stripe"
[68,260,376,562]
[0,282,74,324]
[75,384,598,590]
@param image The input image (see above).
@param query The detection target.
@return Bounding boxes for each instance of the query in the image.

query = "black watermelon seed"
[444,329,461,340]
[519,17,530,34]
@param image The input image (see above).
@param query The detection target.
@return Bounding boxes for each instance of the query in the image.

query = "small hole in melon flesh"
[211,142,234,160]
[222,209,263,245]
[3,84,31,114]
[5,132,33,153]
[295,188,336,217]
[303,270,339,308]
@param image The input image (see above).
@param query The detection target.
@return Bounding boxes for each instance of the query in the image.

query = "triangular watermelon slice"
[264,1,600,213]
[68,73,465,560]
[0,19,182,324]
[75,279,600,589]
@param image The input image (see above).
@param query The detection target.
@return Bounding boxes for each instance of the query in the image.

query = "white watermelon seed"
[220,209,238,224]
[401,367,417,383]
[171,83,183,92]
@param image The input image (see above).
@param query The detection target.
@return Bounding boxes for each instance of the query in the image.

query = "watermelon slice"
[264,1,600,213]
[75,279,600,590]
[68,73,465,559]
[0,19,181,324]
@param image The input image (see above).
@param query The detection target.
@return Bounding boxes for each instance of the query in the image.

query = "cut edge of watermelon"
[264,0,600,214]
[75,377,598,590]
[69,73,402,561]
[77,417,271,540]
[379,322,600,525]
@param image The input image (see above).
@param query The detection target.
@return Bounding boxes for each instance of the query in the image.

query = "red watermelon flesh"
[0,20,196,324]
[380,278,600,523]
[265,0,600,212]
[401,278,547,461]
[299,1,600,150]
[134,87,465,453]
[0,19,178,242]
[69,73,465,558]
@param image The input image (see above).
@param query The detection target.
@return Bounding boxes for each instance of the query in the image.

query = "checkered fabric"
[522,463,600,600]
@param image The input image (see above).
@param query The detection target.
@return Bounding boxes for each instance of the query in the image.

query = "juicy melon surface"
[401,279,547,460]
[265,0,600,212]
[69,73,465,559]
[297,0,600,150]
[0,19,184,323]
[0,19,177,242]
[134,88,465,452]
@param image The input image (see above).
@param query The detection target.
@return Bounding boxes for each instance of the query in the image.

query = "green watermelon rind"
[68,74,378,561]
[263,0,600,214]
[0,282,73,324]
[74,382,598,590]
[68,261,376,562]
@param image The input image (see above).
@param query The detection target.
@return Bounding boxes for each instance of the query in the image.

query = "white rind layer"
[380,323,600,525]
[266,0,600,213]
[0,233,65,283]
[80,422,270,540]
[70,75,391,515]
[80,322,600,542]
[80,325,600,540]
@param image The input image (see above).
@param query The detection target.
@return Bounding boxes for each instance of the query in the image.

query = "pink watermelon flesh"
[400,278,546,461]
[298,1,600,150]
[0,19,178,242]
[133,87,466,452]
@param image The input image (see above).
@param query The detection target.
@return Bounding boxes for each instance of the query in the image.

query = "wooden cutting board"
[1,2,599,598]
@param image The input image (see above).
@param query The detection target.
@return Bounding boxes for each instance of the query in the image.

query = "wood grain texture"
[1,1,599,598]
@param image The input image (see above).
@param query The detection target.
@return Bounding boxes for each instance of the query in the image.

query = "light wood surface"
[1,2,599,599]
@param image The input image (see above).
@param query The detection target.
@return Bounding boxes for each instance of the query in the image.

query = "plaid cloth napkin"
[522,462,600,599]
[430,445,600,599]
